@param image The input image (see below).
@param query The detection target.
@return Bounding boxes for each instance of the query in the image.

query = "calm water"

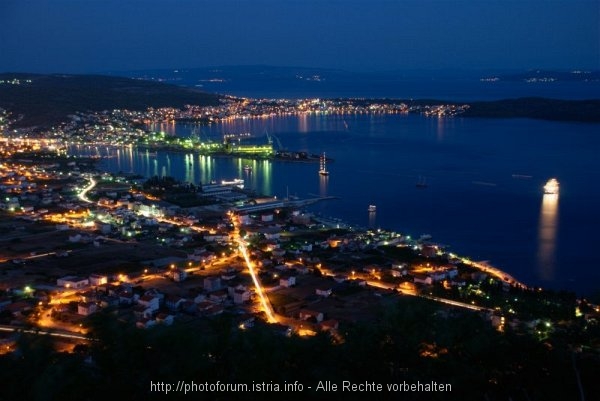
[197,79,600,101]
[73,113,600,295]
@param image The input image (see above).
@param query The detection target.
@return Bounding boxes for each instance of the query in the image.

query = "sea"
[73,74,600,296]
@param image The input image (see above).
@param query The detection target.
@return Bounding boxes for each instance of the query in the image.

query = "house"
[77,302,97,316]
[209,290,228,304]
[236,314,255,329]
[233,288,251,304]
[133,304,154,319]
[89,274,108,286]
[5,301,33,317]
[272,249,286,258]
[318,319,339,332]
[227,282,246,297]
[221,270,237,281]
[413,274,433,285]
[279,274,296,288]
[155,313,175,325]
[164,294,185,311]
[136,318,157,329]
[188,251,216,263]
[446,268,459,278]
[144,288,165,301]
[197,301,214,314]
[191,291,206,304]
[57,276,89,289]
[420,245,438,258]
[173,269,187,282]
[99,295,119,308]
[80,290,99,303]
[431,271,447,282]
[137,294,160,311]
[471,272,488,282]
[180,300,197,314]
[206,305,225,316]
[204,276,221,292]
[299,309,324,322]
[391,270,403,278]
[293,264,310,274]
[261,213,273,222]
[118,291,137,305]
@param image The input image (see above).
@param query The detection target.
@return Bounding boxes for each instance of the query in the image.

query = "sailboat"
[416,176,427,188]
[319,152,329,176]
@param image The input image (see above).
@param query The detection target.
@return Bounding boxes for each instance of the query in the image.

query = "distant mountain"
[0,73,222,128]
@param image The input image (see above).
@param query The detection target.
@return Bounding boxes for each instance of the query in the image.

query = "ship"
[368,205,377,212]
[319,152,329,176]
[416,176,428,188]
[543,178,559,194]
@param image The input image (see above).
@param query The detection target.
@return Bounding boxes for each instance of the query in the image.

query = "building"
[279,274,296,288]
[89,274,108,286]
[57,276,89,289]
[77,302,98,316]
[204,276,221,292]
[299,309,324,322]
[137,294,160,312]
[233,288,251,304]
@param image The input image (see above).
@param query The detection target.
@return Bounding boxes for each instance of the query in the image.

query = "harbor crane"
[265,130,284,150]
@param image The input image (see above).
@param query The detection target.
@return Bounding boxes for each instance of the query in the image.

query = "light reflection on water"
[368,210,376,229]
[319,174,328,197]
[537,193,559,281]
[68,114,600,295]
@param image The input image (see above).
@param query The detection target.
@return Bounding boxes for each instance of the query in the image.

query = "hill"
[463,97,600,122]
[0,73,223,128]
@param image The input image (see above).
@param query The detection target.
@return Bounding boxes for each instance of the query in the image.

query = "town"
[0,132,597,359]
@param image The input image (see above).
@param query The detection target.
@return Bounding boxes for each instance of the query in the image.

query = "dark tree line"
[0,298,598,400]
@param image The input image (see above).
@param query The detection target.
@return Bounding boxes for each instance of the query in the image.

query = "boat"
[368,205,377,212]
[319,152,329,176]
[243,164,252,172]
[221,178,245,189]
[416,176,427,188]
[543,178,559,194]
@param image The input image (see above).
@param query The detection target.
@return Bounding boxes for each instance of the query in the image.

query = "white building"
[57,276,89,289]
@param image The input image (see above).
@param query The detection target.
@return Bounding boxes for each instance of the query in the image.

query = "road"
[0,324,92,341]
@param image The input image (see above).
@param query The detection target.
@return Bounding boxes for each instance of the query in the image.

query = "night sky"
[0,0,598,73]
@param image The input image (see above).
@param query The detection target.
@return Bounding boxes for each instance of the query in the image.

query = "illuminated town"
[0,125,596,345]
[1,0,599,397]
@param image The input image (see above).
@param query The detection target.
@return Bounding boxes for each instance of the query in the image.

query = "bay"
[75,113,600,296]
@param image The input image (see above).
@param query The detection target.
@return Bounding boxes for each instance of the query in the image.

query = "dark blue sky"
[1,0,598,73]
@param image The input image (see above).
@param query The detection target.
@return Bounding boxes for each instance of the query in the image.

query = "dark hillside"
[0,73,223,128]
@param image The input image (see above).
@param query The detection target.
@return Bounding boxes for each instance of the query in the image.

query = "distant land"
[481,69,600,82]
[0,73,222,128]
[463,97,600,122]
[112,65,600,84]
[1,72,599,128]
